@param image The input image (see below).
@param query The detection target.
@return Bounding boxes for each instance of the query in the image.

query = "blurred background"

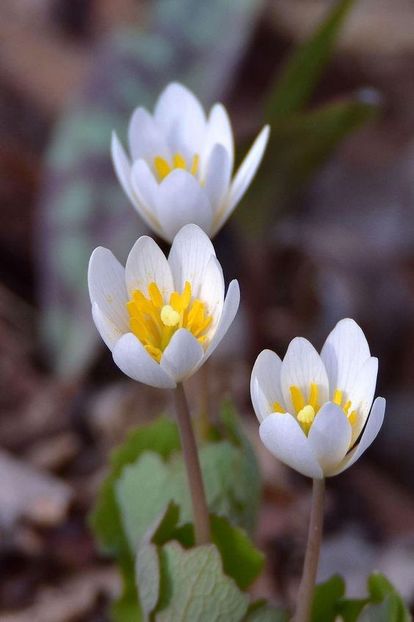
[1,0,414,619]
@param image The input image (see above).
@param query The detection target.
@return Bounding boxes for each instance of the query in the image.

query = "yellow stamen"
[272,401,286,413]
[348,410,358,425]
[190,154,200,175]
[290,386,305,413]
[172,153,186,169]
[333,389,343,405]
[333,388,359,428]
[153,152,200,181]
[309,383,319,410]
[126,280,212,362]
[154,156,171,180]
[148,282,163,308]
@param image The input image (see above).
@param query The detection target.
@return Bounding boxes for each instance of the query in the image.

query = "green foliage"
[89,416,180,621]
[156,542,250,621]
[354,574,411,622]
[116,440,257,550]
[311,573,411,622]
[90,402,262,620]
[266,0,355,118]
[210,515,264,590]
[216,398,262,533]
[243,0,379,235]
[311,575,345,622]
[135,503,285,622]
[243,600,288,621]
[252,97,378,230]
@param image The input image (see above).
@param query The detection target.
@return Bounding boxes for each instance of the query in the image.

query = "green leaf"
[311,575,345,622]
[116,439,258,551]
[156,542,250,621]
[242,97,378,235]
[357,596,402,622]
[243,600,288,621]
[89,416,180,621]
[90,417,180,555]
[337,598,368,622]
[210,515,264,590]
[337,573,411,622]
[266,0,355,119]
[217,399,262,533]
[357,573,411,622]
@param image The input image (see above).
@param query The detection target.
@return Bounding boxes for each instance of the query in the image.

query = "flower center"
[272,384,357,434]
[153,152,200,181]
[126,281,212,363]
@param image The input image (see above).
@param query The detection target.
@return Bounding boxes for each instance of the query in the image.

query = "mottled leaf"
[38,0,263,379]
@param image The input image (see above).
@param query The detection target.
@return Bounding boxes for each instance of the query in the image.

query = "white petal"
[198,256,224,326]
[281,337,329,414]
[156,170,213,242]
[128,107,170,161]
[125,236,173,299]
[113,333,176,388]
[168,224,216,296]
[204,279,240,360]
[203,144,231,213]
[111,132,135,204]
[250,349,285,420]
[221,124,269,227]
[250,377,271,423]
[308,402,352,474]
[328,397,385,476]
[347,357,378,444]
[129,160,164,236]
[91,303,123,351]
[202,103,234,174]
[259,413,323,479]
[321,318,371,398]
[154,82,206,155]
[88,247,129,331]
[161,329,204,382]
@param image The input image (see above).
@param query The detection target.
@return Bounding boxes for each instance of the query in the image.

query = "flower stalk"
[294,478,325,622]
[173,382,210,545]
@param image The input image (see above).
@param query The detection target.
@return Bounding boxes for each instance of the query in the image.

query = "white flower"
[111,82,270,242]
[250,319,385,479]
[88,224,240,389]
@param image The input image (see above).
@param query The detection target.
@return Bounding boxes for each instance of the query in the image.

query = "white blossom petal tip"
[252,319,385,478]
[111,82,269,240]
[88,225,238,387]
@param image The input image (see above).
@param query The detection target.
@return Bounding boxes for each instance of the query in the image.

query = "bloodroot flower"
[88,224,240,388]
[111,82,269,241]
[251,319,385,478]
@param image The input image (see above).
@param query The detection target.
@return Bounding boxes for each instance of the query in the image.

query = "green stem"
[294,478,326,622]
[173,383,210,545]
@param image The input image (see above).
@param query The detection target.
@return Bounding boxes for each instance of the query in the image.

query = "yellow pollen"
[272,401,286,413]
[126,281,212,363]
[161,305,180,327]
[297,404,316,434]
[153,152,200,181]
